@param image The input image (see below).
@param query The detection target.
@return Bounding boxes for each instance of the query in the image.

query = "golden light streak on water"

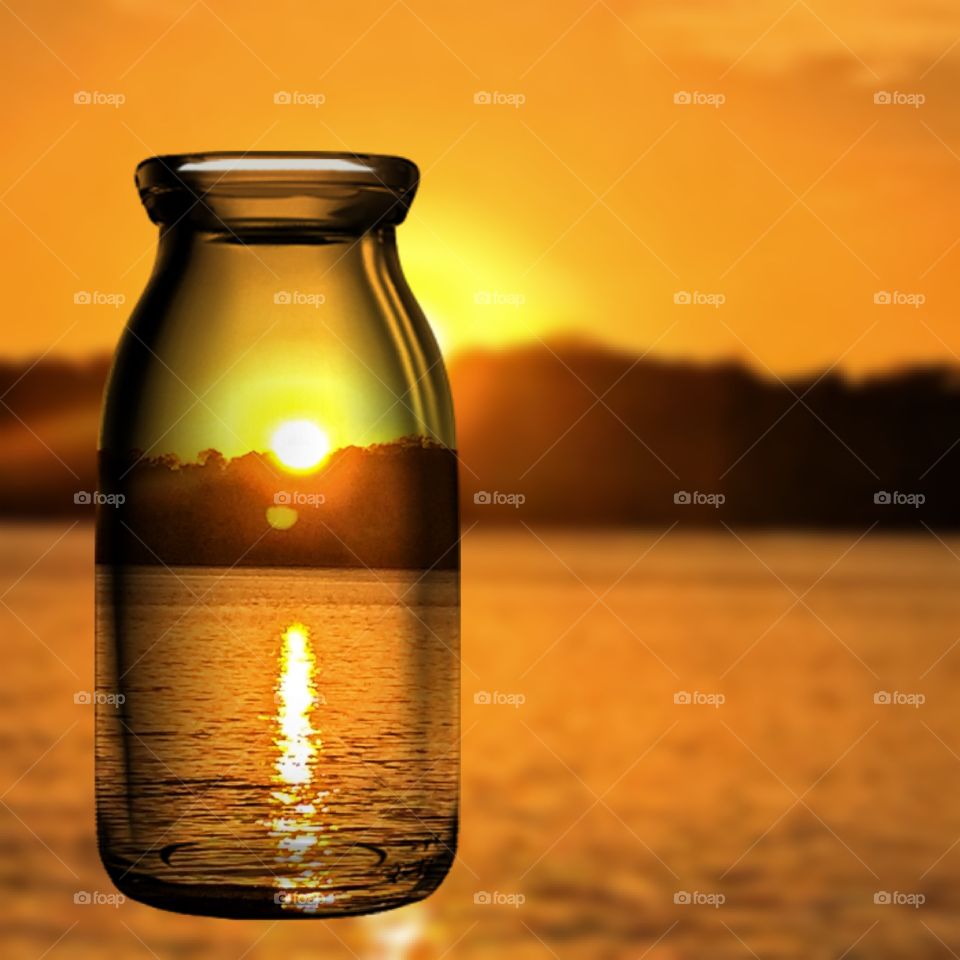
[268,621,336,912]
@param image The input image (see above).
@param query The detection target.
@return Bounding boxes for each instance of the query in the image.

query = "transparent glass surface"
[95,153,459,918]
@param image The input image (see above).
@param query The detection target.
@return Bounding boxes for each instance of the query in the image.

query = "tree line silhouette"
[95,439,459,569]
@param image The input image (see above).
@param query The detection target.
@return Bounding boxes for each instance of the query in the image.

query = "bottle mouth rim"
[136,151,418,195]
[135,152,420,230]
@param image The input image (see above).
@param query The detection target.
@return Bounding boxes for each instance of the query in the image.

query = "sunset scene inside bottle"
[95,153,460,918]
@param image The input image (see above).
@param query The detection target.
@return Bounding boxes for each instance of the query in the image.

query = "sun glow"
[270,419,331,471]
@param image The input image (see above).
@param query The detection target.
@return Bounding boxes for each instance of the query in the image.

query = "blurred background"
[4,0,960,956]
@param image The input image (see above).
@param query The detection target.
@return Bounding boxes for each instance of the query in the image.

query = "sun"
[270,419,331,471]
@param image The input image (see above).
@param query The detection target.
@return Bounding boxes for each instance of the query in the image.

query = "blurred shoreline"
[1,341,958,526]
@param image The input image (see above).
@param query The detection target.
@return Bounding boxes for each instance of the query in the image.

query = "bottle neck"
[152,222,402,290]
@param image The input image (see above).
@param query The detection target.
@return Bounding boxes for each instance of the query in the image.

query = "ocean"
[3,523,960,958]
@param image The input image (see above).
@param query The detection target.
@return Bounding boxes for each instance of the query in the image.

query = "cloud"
[620,0,958,77]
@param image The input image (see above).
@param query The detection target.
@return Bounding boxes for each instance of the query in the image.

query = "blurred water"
[4,524,960,957]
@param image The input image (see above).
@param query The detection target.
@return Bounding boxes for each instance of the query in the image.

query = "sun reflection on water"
[268,621,336,912]
[362,907,430,960]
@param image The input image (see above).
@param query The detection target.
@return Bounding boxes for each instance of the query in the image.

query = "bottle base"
[102,855,455,919]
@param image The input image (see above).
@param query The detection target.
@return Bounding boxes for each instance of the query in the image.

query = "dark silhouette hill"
[1,343,959,527]
[452,342,959,526]
[0,356,107,512]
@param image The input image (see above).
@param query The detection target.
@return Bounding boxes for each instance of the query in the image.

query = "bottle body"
[96,154,459,918]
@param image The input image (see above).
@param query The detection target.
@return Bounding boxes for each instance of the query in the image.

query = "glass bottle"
[96,153,459,918]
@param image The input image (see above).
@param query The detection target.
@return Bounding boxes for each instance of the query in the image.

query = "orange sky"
[3,0,960,375]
